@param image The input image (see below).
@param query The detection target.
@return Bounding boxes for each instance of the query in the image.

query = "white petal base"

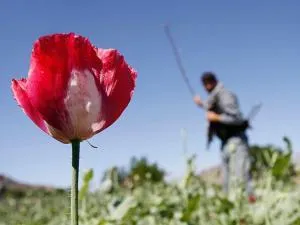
[47,69,102,142]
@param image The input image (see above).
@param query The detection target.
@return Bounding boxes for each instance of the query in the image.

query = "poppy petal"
[26,33,103,140]
[94,49,137,132]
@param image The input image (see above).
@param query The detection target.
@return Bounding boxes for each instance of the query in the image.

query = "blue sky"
[0,0,299,188]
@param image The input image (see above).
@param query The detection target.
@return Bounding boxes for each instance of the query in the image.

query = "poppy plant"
[11,33,137,225]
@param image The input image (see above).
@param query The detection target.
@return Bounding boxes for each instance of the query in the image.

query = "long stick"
[164,24,196,96]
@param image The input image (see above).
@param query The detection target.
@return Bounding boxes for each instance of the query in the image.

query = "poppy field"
[1,143,300,225]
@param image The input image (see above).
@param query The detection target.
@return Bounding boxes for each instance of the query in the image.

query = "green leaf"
[181,194,200,222]
[79,169,94,200]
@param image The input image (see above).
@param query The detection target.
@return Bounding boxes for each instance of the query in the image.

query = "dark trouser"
[221,133,253,196]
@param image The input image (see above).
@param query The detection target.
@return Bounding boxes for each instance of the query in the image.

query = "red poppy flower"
[11,33,137,143]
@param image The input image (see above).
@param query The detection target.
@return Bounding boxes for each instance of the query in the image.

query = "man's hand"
[193,95,203,107]
[206,111,221,122]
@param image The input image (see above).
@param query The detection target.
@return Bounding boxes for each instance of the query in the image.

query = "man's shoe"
[248,194,256,203]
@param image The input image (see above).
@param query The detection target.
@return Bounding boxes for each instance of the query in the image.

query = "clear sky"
[0,0,299,188]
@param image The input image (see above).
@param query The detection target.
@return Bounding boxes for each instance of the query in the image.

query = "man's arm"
[217,91,244,125]
[193,95,214,110]
[193,92,244,125]
[193,95,202,106]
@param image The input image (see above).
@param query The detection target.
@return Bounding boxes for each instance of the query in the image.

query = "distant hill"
[293,152,300,167]
[199,165,222,185]
[0,174,64,196]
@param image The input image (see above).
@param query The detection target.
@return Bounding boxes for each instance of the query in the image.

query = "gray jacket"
[203,82,245,125]
[204,82,246,148]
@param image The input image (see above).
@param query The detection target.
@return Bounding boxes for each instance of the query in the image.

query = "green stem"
[71,140,80,225]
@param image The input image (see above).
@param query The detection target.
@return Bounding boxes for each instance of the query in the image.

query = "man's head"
[201,72,218,93]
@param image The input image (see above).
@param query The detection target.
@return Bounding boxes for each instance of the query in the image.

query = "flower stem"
[71,140,80,225]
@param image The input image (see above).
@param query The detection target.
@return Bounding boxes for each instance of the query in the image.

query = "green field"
[1,138,300,225]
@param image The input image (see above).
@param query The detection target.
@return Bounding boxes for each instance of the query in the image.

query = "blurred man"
[193,72,256,203]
